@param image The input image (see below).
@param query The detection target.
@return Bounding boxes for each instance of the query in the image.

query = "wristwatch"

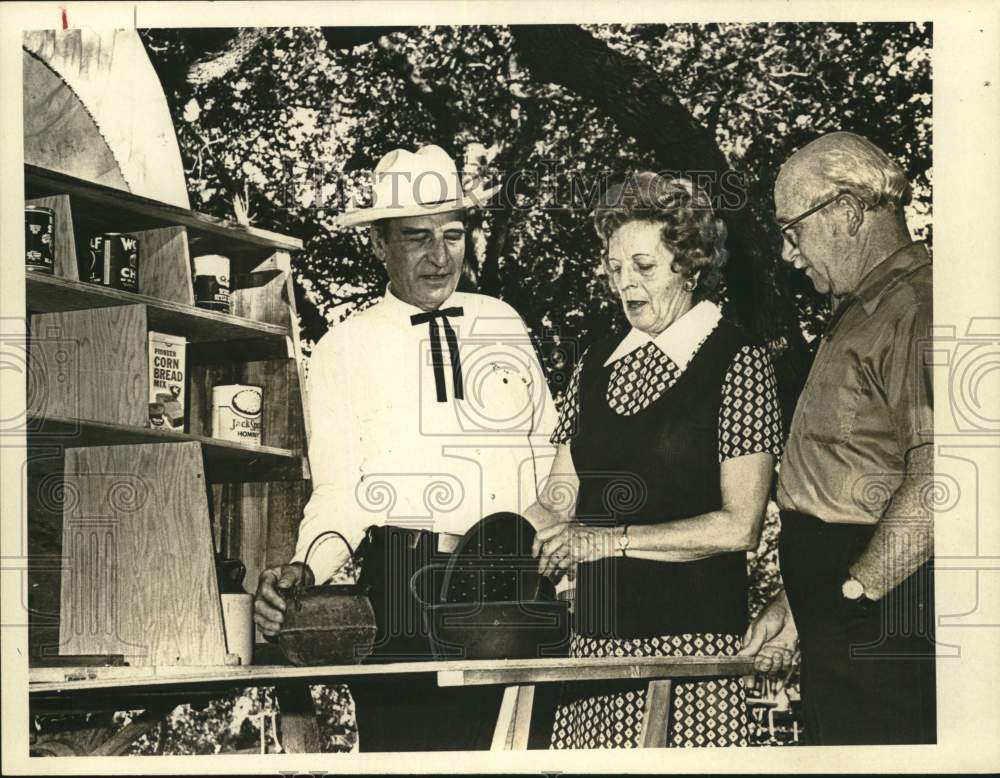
[841,576,865,601]
[617,525,631,557]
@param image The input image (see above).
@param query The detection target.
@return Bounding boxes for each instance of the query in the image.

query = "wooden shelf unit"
[24,165,312,672]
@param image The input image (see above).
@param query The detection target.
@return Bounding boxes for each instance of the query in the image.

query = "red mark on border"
[61,7,68,30]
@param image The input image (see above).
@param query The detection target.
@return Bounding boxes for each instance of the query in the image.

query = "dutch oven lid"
[439,512,555,604]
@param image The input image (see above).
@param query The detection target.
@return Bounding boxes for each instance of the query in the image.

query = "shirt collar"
[604,300,723,369]
[380,284,460,320]
[854,241,931,316]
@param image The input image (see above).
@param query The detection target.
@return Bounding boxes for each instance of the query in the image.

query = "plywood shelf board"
[28,305,149,427]
[26,273,289,344]
[59,442,228,667]
[28,414,306,483]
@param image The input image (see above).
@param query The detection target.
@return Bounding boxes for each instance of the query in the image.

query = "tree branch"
[375,34,463,153]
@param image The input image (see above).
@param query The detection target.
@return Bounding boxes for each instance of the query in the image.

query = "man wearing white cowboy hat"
[254,144,559,751]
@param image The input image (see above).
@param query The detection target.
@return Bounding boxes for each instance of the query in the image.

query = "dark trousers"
[351,526,504,751]
[779,510,937,745]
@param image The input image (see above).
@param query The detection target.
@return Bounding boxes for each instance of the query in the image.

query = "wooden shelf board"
[27,272,289,347]
[28,414,306,483]
[28,655,753,695]
[25,164,302,264]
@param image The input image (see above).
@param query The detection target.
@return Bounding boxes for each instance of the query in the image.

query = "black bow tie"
[410,306,464,402]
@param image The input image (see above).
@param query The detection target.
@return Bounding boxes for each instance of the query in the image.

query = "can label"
[193,275,231,312]
[82,235,103,284]
[193,254,231,313]
[212,385,263,445]
[103,233,140,293]
[25,206,55,273]
[148,331,187,430]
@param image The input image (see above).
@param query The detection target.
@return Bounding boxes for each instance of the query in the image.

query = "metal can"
[192,254,231,313]
[25,206,55,273]
[80,235,103,284]
[212,384,263,445]
[97,233,140,292]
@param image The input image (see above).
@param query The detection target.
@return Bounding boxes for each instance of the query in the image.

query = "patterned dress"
[549,303,782,749]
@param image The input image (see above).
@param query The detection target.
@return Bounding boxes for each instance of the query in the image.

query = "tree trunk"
[479,99,545,297]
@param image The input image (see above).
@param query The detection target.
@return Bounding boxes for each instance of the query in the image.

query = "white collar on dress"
[604,300,723,369]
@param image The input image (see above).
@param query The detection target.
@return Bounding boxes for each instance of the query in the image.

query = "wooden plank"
[639,679,673,748]
[263,480,311,569]
[186,352,310,620]
[186,361,238,439]
[26,273,289,346]
[212,481,269,597]
[59,442,228,666]
[436,655,754,687]
[509,686,535,750]
[187,337,293,365]
[245,359,305,451]
[275,682,321,753]
[26,194,78,280]
[26,448,69,662]
[231,267,290,329]
[210,483,226,551]
[133,226,195,305]
[187,358,306,451]
[231,485,269,601]
[28,305,148,427]
[30,655,753,694]
[274,251,313,443]
[26,164,302,262]
[27,414,305,483]
[491,685,520,750]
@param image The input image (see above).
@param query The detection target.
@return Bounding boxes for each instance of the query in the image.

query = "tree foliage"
[140,23,930,361]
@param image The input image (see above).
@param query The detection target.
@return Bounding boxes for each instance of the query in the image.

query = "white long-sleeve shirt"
[292,286,558,583]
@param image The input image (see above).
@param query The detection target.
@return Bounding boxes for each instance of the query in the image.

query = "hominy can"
[25,206,55,273]
[98,233,140,292]
[212,384,263,445]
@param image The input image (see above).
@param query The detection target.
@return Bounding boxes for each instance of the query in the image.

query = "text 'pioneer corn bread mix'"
[148,331,187,430]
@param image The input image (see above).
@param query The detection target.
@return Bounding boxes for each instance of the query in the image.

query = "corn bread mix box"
[148,331,186,430]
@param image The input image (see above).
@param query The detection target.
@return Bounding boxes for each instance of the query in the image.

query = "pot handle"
[408,563,450,608]
[301,529,360,585]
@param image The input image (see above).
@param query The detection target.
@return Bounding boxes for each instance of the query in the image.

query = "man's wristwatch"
[617,525,631,557]
[841,576,865,601]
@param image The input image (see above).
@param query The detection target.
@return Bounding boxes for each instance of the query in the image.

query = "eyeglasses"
[778,191,848,236]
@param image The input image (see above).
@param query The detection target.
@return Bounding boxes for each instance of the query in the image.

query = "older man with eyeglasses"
[739,132,936,745]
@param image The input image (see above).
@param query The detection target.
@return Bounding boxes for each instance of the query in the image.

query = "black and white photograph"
[1,1,998,773]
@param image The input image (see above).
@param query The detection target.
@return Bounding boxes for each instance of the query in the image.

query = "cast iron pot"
[277,530,377,666]
[410,563,571,661]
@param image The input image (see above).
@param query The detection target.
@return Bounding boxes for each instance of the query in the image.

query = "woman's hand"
[534,522,616,577]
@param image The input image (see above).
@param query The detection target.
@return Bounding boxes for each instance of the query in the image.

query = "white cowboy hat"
[334,144,500,228]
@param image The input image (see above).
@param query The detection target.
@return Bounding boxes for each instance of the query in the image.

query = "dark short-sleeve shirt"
[776,241,933,524]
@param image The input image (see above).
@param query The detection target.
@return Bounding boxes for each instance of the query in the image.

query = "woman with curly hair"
[527,172,783,748]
